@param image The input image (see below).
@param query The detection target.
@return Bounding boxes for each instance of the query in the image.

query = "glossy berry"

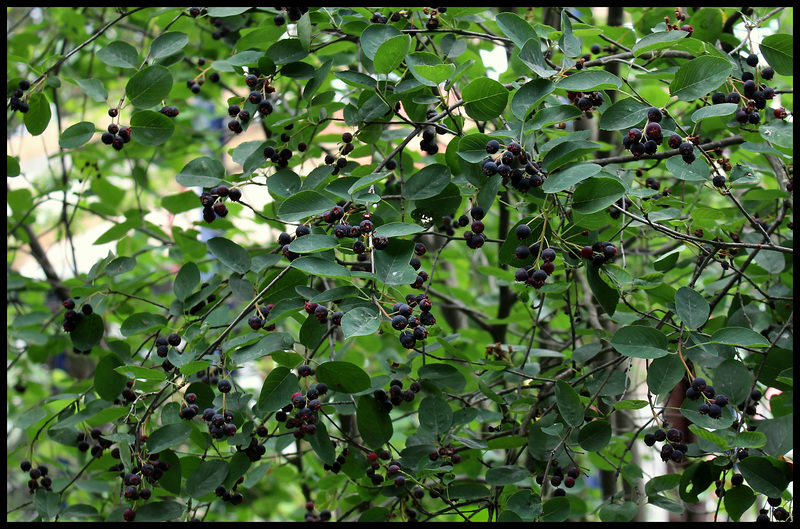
[712,175,726,188]
[515,224,531,239]
[218,379,232,393]
[745,53,759,67]
[298,365,312,377]
[485,139,500,154]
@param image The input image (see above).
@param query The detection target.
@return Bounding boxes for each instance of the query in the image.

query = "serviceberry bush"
[7,6,793,523]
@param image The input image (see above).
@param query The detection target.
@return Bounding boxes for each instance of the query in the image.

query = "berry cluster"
[419,122,440,156]
[273,6,308,26]
[370,10,407,24]
[77,427,114,457]
[535,466,582,496]
[709,62,785,127]
[8,78,32,113]
[578,241,618,267]
[373,378,421,414]
[566,90,605,115]
[155,332,182,358]
[513,242,558,290]
[423,8,444,31]
[365,449,409,487]
[194,406,237,439]
[109,449,174,522]
[99,122,132,152]
[20,460,52,494]
[214,478,246,506]
[392,294,436,349]
[482,139,549,195]
[643,426,689,463]
[322,132,356,175]
[61,298,93,333]
[664,8,693,36]
[248,304,276,331]
[199,183,241,224]
[274,379,329,441]
[685,376,730,419]
[302,500,332,522]
[428,443,461,465]
[621,107,665,159]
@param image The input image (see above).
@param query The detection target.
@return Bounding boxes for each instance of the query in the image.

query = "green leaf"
[611,325,669,359]
[372,222,425,238]
[632,30,691,57]
[674,286,710,330]
[723,484,755,522]
[356,394,393,449]
[495,12,538,49]
[541,496,571,522]
[96,40,139,68]
[418,396,453,438]
[341,306,381,340]
[59,121,96,149]
[361,23,402,61]
[315,361,371,394]
[402,164,451,200]
[147,423,193,453]
[94,353,126,401]
[291,256,351,279]
[126,65,173,109]
[256,366,300,413]
[759,33,793,76]
[518,38,558,78]
[710,327,769,347]
[712,358,752,406]
[737,456,788,498]
[114,365,166,381]
[555,380,584,427]
[691,103,738,123]
[229,332,295,364]
[733,431,767,449]
[598,97,649,131]
[556,70,622,91]
[34,489,61,522]
[120,312,168,337]
[288,234,339,254]
[278,190,336,223]
[571,176,626,214]
[669,56,732,101]
[419,363,467,391]
[24,92,51,136]
[511,78,555,120]
[485,465,530,486]
[542,162,602,193]
[666,154,710,181]
[374,34,410,74]
[266,39,308,64]
[405,52,455,86]
[135,501,185,523]
[186,459,229,499]
[73,78,108,102]
[129,110,175,145]
[207,237,251,274]
[176,156,226,188]
[528,104,583,131]
[598,502,637,522]
[149,31,189,59]
[174,262,200,301]
[586,258,619,317]
[558,9,581,58]
[578,419,611,451]
[374,238,416,286]
[462,77,509,121]
[70,313,104,351]
[306,419,336,466]
[647,354,685,395]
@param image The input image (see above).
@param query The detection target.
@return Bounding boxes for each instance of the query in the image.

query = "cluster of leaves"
[7,6,793,523]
